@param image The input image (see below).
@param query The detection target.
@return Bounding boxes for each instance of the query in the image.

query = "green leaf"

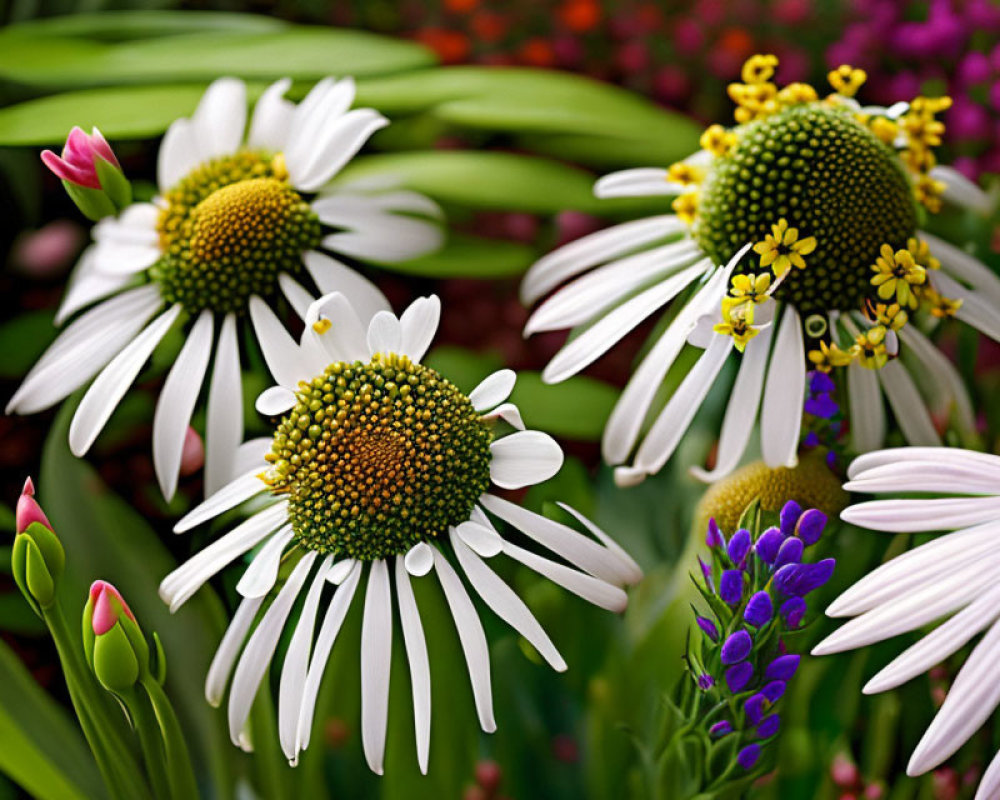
[0,311,58,378]
[0,637,105,800]
[509,372,618,441]
[382,233,536,278]
[0,10,287,41]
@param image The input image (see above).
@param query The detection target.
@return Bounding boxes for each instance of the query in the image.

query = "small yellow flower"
[851,326,890,370]
[729,81,778,122]
[673,192,699,225]
[918,286,963,319]
[901,144,937,174]
[865,300,908,331]
[910,96,953,116]
[828,65,867,97]
[701,124,738,157]
[741,54,779,85]
[729,272,772,304]
[777,82,818,106]
[808,340,855,373]
[869,117,899,145]
[902,109,947,149]
[870,244,926,308]
[714,302,760,352]
[906,237,940,272]
[913,173,946,213]
[753,219,818,278]
[667,162,703,186]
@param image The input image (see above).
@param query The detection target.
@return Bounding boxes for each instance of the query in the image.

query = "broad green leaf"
[0,10,287,41]
[509,372,618,441]
[0,637,105,800]
[334,151,660,214]
[381,233,536,278]
[0,309,57,379]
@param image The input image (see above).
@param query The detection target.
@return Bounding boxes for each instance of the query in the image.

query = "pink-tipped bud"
[89,580,136,636]
[41,127,118,190]
[16,477,52,534]
[179,426,205,477]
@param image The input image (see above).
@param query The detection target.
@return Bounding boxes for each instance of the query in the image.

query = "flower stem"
[122,687,173,800]
[140,678,200,800]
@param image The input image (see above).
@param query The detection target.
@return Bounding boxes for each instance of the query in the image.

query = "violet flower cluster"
[802,371,842,465]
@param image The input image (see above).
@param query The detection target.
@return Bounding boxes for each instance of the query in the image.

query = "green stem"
[122,688,172,800]
[141,678,200,800]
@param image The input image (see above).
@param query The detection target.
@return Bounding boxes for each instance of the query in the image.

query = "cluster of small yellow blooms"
[901,97,952,212]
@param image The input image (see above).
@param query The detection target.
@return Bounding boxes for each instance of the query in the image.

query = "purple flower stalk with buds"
[40,126,131,221]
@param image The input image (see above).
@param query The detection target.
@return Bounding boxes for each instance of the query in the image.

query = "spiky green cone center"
[266,355,494,560]
[695,103,917,314]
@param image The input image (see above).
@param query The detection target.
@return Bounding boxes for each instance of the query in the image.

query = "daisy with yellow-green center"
[7,77,444,502]
[160,291,641,775]
[521,53,1000,488]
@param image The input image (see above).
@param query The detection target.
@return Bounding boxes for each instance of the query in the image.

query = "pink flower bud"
[16,477,52,534]
[89,580,136,636]
[41,127,119,190]
[179,426,205,477]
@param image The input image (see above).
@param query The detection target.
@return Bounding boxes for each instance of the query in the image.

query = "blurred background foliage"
[0,1,999,799]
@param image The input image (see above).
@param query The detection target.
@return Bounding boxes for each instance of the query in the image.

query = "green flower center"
[265,354,494,561]
[694,103,917,314]
[153,151,322,315]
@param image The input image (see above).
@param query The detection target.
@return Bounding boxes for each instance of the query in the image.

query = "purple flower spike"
[744,693,768,725]
[804,393,839,419]
[756,714,781,739]
[761,681,786,702]
[779,501,802,537]
[774,559,836,598]
[706,518,726,548]
[780,597,807,628]
[725,661,754,693]
[696,615,719,642]
[727,528,752,565]
[708,720,732,737]
[755,528,783,564]
[721,630,752,664]
[765,654,800,681]
[737,744,761,770]
[774,537,804,570]
[809,371,836,394]
[698,673,715,690]
[744,591,774,627]
[796,509,827,546]
[720,569,744,605]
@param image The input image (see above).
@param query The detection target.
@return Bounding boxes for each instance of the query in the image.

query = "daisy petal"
[205,313,243,495]
[489,430,564,489]
[594,168,681,198]
[878,360,940,446]
[500,540,627,612]
[469,370,517,412]
[205,595,264,707]
[760,307,804,468]
[361,560,392,775]
[395,558,432,774]
[398,295,440,362]
[193,78,247,163]
[404,542,434,577]
[248,78,293,151]
[249,296,315,388]
[174,468,266,533]
[847,359,885,453]
[303,251,391,323]
[235,526,294,598]
[366,310,402,357]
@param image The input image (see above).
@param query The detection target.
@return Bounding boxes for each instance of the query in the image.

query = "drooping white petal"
[233,437,271,476]
[520,215,685,304]
[929,167,995,217]
[158,118,200,192]
[452,531,566,671]
[690,322,773,482]
[432,548,496,733]
[976,747,1000,800]
[56,247,133,325]
[192,78,247,164]
[848,447,1000,481]
[205,313,243,496]
[235,526,294,598]
[395,558,431,774]
[366,310,402,357]
[900,324,976,436]
[555,502,642,585]
[489,430,564,489]
[593,168,681,198]
[291,109,388,192]
[249,296,315,388]
[256,385,297,417]
[840,496,1000,533]
[91,204,161,275]
[174,468,266,533]
[454,520,503,558]
[317,196,443,262]
[7,285,163,415]
[846,359,885,453]
[69,304,182,457]
[469,370,517,412]
[327,558,357,586]
[248,78,294,152]
[404,542,434,577]
[843,459,1000,496]
[398,295,440,362]
[542,261,706,384]
[480,403,525,430]
[228,552,316,746]
[278,273,314,321]
[922,231,1000,308]
[205,595,264,707]
[361,559,392,775]
[878,360,941,446]
[929,270,1000,343]
[759,307,804,468]
[303,251,390,323]
[153,310,213,500]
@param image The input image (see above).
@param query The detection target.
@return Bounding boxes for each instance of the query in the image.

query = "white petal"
[631,333,733,478]
[542,261,706,384]
[455,520,503,558]
[520,215,685,304]
[847,358,885,453]
[760,307,804,468]
[158,118,199,192]
[249,296,315,388]
[91,204,161,275]
[284,78,356,180]
[929,270,1000,343]
[404,542,434,577]
[452,530,566,671]
[469,370,517,412]
[690,321,773,482]
[303,251,390,323]
[233,437,271,476]
[327,558,357,585]
[291,109,388,192]
[256,385,297,417]
[976,748,1000,800]
[361,560,392,774]
[304,291,369,363]
[480,403,525,430]
[923,231,1000,309]
[930,167,995,217]
[395,558,431,774]
[228,552,316,746]
[68,305,181,456]
[841,496,1000,533]
[248,79,294,151]
[843,459,1000,496]
[366,310,402,357]
[319,203,443,263]
[153,310,213,500]
[193,78,247,163]
[205,595,264,707]
[594,168,680,198]
[489,430,564,489]
[555,502,642,585]
[56,247,132,325]
[900,322,976,436]
[398,296,440,362]
[432,548,496,733]
[205,313,243,496]
[236,526,294,598]
[174,468,266,533]
[278,273,314,321]
[878,360,941,446]
[847,447,1000,481]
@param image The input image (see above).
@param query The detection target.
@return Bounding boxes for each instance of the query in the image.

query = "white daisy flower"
[813,446,1000,799]
[520,55,999,488]
[159,292,641,774]
[8,77,443,500]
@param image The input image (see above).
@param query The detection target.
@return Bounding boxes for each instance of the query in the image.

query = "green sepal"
[150,631,167,685]
[92,623,141,692]
[62,179,117,222]
[95,156,132,210]
[736,497,762,536]
[11,522,64,615]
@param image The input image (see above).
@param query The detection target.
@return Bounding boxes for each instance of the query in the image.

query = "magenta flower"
[41,126,119,190]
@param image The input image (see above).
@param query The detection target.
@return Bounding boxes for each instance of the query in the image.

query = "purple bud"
[803,431,821,448]
[795,509,827,546]
[708,720,732,737]
[756,714,781,739]
[720,569,743,605]
[744,591,774,627]
[727,528,752,565]
[765,654,800,681]
[761,681,786,702]
[721,630,752,664]
[779,501,802,537]
[696,615,719,641]
[809,371,836,394]
[737,744,761,770]
[774,559,836,598]
[755,528,783,564]
[804,393,839,419]
[774,537,804,570]
[706,518,726,548]
[780,597,807,628]
[698,673,715,690]
[744,693,768,725]
[725,661,754,693]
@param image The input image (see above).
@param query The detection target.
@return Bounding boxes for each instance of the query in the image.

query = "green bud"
[12,479,64,616]
[83,581,150,694]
